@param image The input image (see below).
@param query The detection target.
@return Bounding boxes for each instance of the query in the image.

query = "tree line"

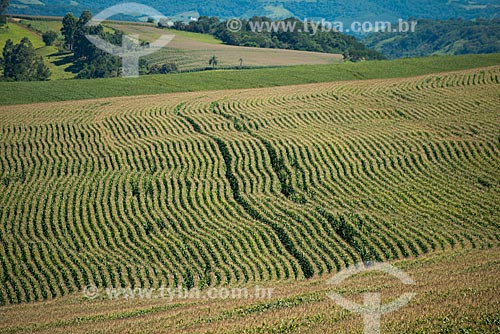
[8,0,500,25]
[0,0,8,25]
[169,16,385,60]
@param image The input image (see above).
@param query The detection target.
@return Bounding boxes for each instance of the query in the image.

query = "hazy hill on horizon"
[8,0,500,23]
[363,18,500,58]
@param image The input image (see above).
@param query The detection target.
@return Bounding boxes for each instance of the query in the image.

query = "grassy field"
[106,22,223,45]
[17,18,62,35]
[0,20,75,80]
[0,21,44,48]
[0,65,498,317]
[1,52,500,105]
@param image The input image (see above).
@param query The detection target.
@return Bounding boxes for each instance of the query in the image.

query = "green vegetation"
[0,7,499,330]
[1,52,499,105]
[61,12,78,50]
[0,0,7,27]
[0,20,75,80]
[8,0,500,24]
[0,13,122,80]
[363,18,500,59]
[56,11,144,79]
[41,30,58,45]
[0,66,498,309]
[147,62,178,74]
[165,28,222,45]
[109,22,342,72]
[1,37,50,80]
[18,18,62,35]
[64,11,121,79]
[0,248,498,333]
[0,21,44,48]
[172,16,385,60]
[2,14,345,80]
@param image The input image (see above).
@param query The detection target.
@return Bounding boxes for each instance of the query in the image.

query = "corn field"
[0,66,499,305]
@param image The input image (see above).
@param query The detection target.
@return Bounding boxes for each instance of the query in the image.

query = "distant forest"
[7,0,500,23]
[363,18,500,59]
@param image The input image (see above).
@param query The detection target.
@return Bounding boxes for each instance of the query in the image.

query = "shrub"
[148,62,178,74]
[42,30,59,46]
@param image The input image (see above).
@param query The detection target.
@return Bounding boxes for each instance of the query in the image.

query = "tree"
[0,0,8,15]
[0,0,8,25]
[73,10,102,60]
[77,10,92,27]
[1,38,50,81]
[148,62,178,74]
[173,21,185,30]
[1,39,13,72]
[208,55,218,69]
[42,30,59,46]
[76,54,119,79]
[61,13,78,50]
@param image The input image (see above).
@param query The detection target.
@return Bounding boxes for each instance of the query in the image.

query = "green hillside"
[0,20,75,80]
[8,0,500,23]
[0,20,44,47]
[363,18,500,59]
[2,17,344,81]
[0,66,498,308]
[1,53,500,105]
[2,2,500,334]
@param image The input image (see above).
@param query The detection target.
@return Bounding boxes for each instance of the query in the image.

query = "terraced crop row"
[0,67,499,305]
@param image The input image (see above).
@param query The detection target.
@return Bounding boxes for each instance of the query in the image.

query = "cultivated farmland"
[107,23,343,70]
[0,248,498,333]
[2,53,500,106]
[0,65,499,332]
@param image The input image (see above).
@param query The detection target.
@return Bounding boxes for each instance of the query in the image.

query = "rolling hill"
[1,52,500,105]
[0,65,498,308]
[0,20,74,80]
[363,18,500,59]
[2,2,500,334]
[108,22,343,71]
[0,17,343,80]
[0,23,499,330]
